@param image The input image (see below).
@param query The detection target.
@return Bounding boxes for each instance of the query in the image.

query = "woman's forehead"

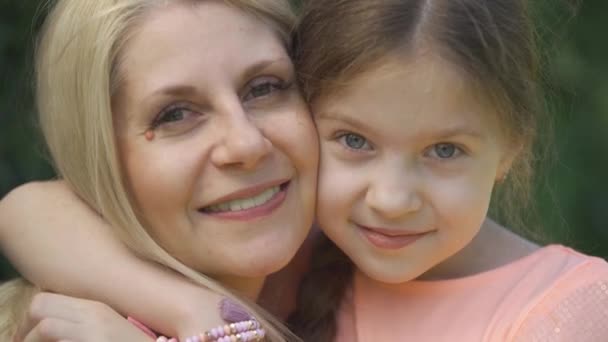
[114,1,290,109]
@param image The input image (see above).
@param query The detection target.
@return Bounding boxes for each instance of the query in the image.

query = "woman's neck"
[216,275,266,300]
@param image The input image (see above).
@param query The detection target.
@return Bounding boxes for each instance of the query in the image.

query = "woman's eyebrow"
[239,57,292,83]
[143,57,291,101]
[148,85,199,99]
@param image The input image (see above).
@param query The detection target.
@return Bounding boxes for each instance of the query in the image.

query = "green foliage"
[1,1,54,280]
[0,0,607,282]
[532,1,608,257]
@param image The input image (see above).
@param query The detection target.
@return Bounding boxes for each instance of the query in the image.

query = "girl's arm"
[0,181,224,340]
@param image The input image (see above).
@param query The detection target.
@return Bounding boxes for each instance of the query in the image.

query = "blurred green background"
[0,1,607,282]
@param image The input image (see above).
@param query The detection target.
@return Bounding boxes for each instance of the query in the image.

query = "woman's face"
[113,1,318,290]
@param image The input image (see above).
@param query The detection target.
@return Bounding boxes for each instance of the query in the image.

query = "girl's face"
[114,2,318,291]
[313,55,513,283]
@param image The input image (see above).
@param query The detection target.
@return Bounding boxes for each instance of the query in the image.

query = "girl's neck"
[417,218,539,281]
[258,229,318,319]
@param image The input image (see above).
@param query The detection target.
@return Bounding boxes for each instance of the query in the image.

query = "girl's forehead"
[312,55,506,145]
[313,55,470,112]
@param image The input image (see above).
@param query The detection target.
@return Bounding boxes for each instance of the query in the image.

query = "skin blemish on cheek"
[144,130,155,141]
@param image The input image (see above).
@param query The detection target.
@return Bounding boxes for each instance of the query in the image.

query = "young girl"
[3,0,608,341]
[286,0,608,340]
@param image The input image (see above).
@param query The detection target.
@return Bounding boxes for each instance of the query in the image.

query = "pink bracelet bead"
[156,338,178,342]
[184,319,264,342]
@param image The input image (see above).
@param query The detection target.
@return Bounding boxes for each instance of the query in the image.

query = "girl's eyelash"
[426,142,467,160]
[333,131,374,152]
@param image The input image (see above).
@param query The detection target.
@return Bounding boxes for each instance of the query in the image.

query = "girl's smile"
[314,54,513,284]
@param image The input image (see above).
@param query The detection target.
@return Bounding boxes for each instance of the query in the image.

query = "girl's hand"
[15,292,152,342]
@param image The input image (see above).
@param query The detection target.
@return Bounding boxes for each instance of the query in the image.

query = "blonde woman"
[0,0,318,340]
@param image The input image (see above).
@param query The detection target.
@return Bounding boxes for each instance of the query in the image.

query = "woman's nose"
[210,108,272,170]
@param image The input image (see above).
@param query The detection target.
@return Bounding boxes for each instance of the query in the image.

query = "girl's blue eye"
[431,143,460,159]
[339,133,371,150]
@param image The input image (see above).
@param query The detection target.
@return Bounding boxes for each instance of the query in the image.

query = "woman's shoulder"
[507,245,608,341]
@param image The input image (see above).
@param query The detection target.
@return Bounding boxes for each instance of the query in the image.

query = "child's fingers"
[17,292,102,342]
[15,292,81,342]
[20,292,147,342]
[13,304,41,342]
[22,317,78,342]
[29,292,108,323]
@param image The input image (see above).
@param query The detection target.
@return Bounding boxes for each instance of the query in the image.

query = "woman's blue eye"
[244,78,291,101]
[432,143,458,158]
[159,108,185,123]
[340,133,371,150]
[250,83,274,98]
[151,106,196,130]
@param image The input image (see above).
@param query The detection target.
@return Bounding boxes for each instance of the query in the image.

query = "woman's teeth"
[204,185,281,213]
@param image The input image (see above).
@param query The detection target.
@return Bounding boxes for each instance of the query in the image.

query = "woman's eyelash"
[244,78,293,101]
[150,104,193,130]
[147,77,292,131]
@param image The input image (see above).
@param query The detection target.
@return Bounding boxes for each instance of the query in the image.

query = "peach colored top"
[336,245,608,342]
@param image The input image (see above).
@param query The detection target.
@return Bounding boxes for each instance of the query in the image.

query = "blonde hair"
[0,279,38,341]
[0,0,300,340]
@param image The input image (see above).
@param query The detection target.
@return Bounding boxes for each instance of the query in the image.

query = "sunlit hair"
[289,0,545,340]
[0,0,299,340]
[0,279,37,340]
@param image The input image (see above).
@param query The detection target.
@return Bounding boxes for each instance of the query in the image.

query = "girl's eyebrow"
[316,111,373,133]
[318,110,488,142]
[430,125,487,141]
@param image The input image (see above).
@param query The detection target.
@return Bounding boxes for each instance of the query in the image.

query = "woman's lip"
[199,181,290,221]
[357,224,431,250]
[202,178,289,208]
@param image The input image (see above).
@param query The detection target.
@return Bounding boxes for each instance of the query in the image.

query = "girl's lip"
[357,225,432,236]
[199,181,290,221]
[357,224,431,250]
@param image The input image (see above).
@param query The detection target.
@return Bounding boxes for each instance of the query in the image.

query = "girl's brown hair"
[288,0,545,340]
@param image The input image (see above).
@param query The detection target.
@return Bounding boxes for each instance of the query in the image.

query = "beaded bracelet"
[154,298,266,342]
[155,337,177,342]
[155,319,265,342]
[185,319,264,342]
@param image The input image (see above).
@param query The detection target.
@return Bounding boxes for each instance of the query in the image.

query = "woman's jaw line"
[212,273,267,301]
